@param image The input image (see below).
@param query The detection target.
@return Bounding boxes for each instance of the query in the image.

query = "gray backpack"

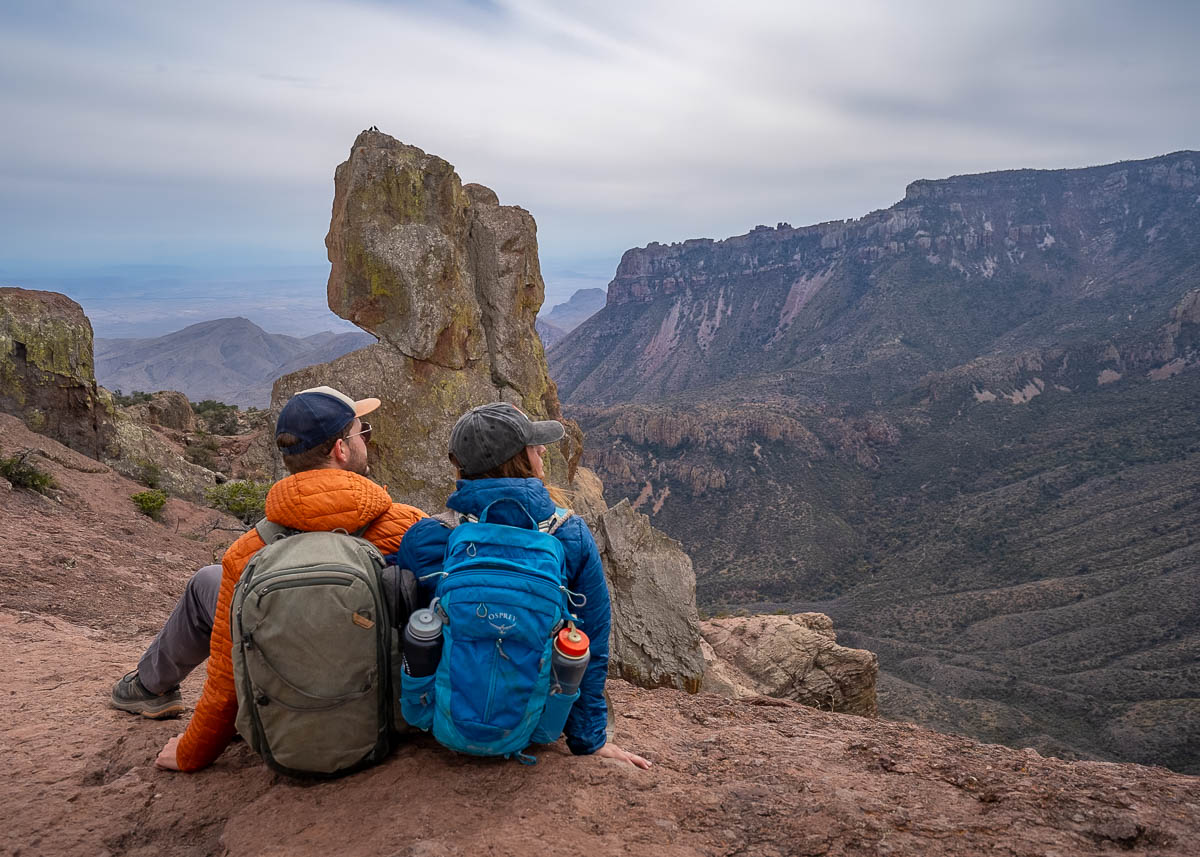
[231,519,416,777]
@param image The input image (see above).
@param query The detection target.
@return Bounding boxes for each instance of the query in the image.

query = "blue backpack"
[399,499,583,760]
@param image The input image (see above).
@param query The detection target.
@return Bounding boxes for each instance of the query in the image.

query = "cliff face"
[551,151,1199,406]
[0,287,112,457]
[547,152,1200,773]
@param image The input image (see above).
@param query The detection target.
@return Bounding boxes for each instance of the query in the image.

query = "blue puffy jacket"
[389,477,611,755]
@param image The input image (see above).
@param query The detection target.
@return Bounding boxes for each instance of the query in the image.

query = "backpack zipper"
[256,575,353,603]
[248,564,364,589]
[482,637,504,721]
[438,568,565,599]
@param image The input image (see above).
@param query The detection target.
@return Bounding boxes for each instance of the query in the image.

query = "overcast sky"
[1,0,1197,334]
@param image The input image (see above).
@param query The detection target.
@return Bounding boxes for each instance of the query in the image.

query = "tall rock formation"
[0,288,112,457]
[278,132,575,509]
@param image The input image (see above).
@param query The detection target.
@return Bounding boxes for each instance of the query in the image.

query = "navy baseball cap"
[276,385,381,455]
[449,402,564,476]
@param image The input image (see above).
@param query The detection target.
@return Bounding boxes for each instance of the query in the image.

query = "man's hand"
[595,741,652,769]
[155,735,183,771]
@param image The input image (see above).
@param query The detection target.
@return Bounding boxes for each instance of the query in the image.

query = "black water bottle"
[402,608,444,677]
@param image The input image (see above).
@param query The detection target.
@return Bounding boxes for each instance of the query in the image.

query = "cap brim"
[354,397,381,417]
[527,419,565,445]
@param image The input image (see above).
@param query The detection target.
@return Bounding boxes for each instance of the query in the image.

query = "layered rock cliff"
[551,151,1199,407]
[546,152,1200,772]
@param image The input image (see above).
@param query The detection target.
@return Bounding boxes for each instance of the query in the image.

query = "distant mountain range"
[95,317,375,407]
[535,287,607,348]
[535,317,568,348]
[541,287,606,332]
[548,151,1200,772]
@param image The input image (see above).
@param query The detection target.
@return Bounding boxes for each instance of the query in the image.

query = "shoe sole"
[110,696,185,719]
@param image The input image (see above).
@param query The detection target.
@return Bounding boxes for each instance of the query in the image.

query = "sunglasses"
[345,420,372,443]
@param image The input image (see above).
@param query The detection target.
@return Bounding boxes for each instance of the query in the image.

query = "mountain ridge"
[552,149,1198,406]
[549,150,1200,772]
[95,316,375,407]
[540,286,607,332]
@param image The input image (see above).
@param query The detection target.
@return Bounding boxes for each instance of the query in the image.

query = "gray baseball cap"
[449,402,565,476]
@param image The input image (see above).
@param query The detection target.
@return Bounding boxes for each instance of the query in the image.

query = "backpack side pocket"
[529,688,579,744]
[399,672,436,731]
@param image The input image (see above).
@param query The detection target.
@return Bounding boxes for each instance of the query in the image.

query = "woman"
[392,402,650,769]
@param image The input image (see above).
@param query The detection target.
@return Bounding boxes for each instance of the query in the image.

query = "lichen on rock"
[271,131,713,693]
[0,287,112,457]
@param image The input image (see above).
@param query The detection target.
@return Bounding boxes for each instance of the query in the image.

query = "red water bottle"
[551,623,590,694]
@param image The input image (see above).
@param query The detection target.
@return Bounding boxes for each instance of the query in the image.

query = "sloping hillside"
[2,413,1197,857]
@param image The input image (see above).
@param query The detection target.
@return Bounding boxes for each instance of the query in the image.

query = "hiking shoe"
[110,671,184,719]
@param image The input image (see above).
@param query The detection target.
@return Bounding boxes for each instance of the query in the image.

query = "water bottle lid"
[407,608,443,640]
[555,625,590,657]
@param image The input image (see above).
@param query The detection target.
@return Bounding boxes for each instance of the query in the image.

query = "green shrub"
[113,389,153,407]
[134,457,163,489]
[192,399,240,435]
[131,489,168,520]
[206,480,270,524]
[0,453,56,494]
[185,433,221,470]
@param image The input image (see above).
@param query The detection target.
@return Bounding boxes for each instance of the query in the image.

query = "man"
[110,385,424,772]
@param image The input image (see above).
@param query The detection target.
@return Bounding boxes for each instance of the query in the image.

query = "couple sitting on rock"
[111,385,651,771]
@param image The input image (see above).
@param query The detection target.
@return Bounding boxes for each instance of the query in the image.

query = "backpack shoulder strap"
[432,509,464,529]
[442,505,571,534]
[254,518,299,544]
[539,506,572,535]
[380,565,423,630]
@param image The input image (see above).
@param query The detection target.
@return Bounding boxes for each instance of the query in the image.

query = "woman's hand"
[155,735,183,771]
[595,741,652,769]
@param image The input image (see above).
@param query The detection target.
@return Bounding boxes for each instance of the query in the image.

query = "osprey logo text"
[488,610,517,634]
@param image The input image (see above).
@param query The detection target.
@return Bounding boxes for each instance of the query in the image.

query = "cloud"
[1,0,1197,277]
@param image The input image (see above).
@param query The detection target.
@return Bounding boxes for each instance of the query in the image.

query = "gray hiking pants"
[137,564,221,694]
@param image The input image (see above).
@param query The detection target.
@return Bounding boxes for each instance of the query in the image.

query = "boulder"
[106,415,221,502]
[123,391,197,433]
[0,288,112,457]
[701,613,878,716]
[588,499,706,692]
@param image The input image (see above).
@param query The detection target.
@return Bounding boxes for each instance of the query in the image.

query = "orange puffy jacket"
[175,468,424,771]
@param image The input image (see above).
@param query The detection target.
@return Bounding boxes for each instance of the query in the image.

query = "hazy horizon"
[2,257,614,338]
[3,1,1197,336]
